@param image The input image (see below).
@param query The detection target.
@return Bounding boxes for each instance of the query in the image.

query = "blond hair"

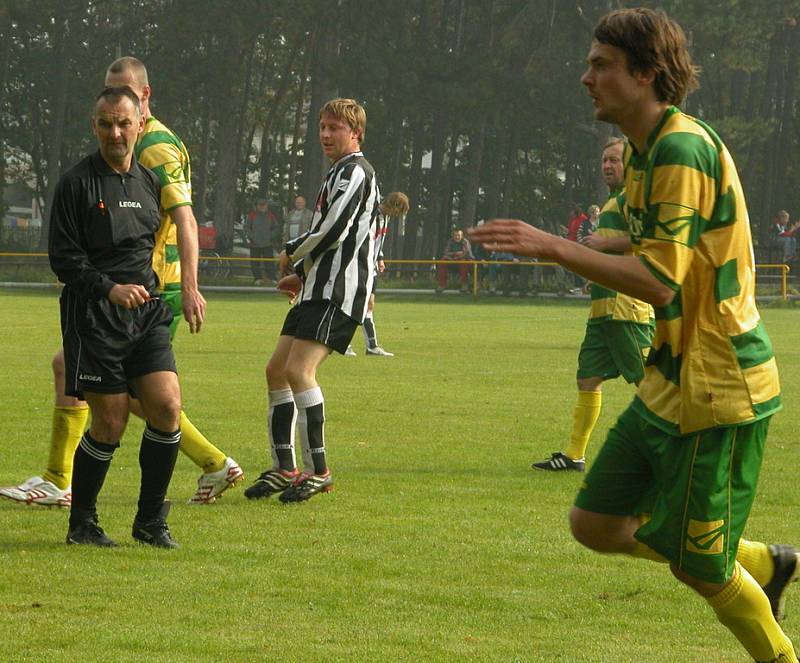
[320,98,366,143]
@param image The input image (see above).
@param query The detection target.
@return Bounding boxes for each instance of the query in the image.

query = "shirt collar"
[90,150,142,179]
[332,151,362,167]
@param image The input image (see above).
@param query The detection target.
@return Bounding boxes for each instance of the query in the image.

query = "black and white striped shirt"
[286,151,380,322]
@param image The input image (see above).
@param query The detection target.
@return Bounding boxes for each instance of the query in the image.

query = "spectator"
[246,198,278,285]
[774,210,799,263]
[283,195,314,243]
[436,228,473,293]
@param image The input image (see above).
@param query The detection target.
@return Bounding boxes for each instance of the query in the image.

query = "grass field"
[1,289,799,662]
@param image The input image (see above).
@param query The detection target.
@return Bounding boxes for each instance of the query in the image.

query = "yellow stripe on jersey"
[135,116,193,289]
[624,106,780,435]
[588,192,654,325]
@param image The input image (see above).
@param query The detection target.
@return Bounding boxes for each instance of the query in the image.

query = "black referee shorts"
[280,300,358,355]
[60,290,176,398]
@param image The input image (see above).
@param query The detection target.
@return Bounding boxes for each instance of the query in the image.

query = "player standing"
[51,87,183,547]
[533,138,654,472]
[0,57,243,508]
[471,8,798,661]
[245,98,380,503]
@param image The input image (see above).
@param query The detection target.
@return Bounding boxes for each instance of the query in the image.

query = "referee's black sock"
[136,424,180,522]
[268,388,297,472]
[294,387,327,475]
[363,312,378,350]
[69,432,118,528]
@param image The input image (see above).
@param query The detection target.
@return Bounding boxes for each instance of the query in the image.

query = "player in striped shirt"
[533,137,654,472]
[0,57,243,510]
[345,191,410,357]
[471,9,798,661]
[245,98,380,503]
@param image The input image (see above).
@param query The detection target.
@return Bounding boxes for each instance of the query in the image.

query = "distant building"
[3,182,42,230]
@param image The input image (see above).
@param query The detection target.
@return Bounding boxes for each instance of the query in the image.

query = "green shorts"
[574,404,770,583]
[576,321,653,383]
[160,287,183,340]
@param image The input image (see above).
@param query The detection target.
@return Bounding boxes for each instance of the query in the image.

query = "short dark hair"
[95,86,141,114]
[106,56,149,86]
[594,8,699,106]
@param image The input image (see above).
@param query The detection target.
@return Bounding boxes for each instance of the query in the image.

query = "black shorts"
[280,300,358,355]
[60,289,177,398]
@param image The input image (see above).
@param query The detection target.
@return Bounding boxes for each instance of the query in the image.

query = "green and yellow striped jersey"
[135,116,192,290]
[588,190,654,325]
[624,106,780,435]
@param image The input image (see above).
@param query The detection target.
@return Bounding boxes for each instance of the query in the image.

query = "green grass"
[1,289,799,662]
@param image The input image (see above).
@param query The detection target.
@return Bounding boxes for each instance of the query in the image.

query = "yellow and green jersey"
[624,106,780,435]
[135,116,192,291]
[588,190,654,325]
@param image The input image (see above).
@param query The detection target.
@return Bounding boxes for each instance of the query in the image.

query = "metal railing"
[0,252,793,300]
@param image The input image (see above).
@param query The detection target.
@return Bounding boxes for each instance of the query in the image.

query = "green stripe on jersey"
[647,344,681,386]
[137,130,185,156]
[730,321,775,370]
[652,132,721,180]
[715,259,741,302]
[655,292,682,321]
[707,186,739,232]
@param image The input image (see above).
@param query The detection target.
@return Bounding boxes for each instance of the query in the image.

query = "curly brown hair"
[380,191,410,216]
[594,8,699,106]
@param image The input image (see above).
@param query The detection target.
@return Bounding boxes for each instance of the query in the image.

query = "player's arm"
[468,221,675,307]
[171,204,206,333]
[48,177,117,301]
[286,164,366,269]
[581,234,631,253]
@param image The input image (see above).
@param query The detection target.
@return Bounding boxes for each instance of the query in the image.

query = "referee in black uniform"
[49,86,182,548]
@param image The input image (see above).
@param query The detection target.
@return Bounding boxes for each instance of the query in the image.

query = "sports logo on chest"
[119,200,143,208]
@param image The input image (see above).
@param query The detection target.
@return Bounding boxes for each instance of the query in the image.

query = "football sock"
[178,411,226,473]
[136,425,180,522]
[708,563,797,662]
[294,387,327,475]
[69,432,118,526]
[737,539,775,587]
[564,390,602,460]
[363,312,378,349]
[268,388,297,472]
[43,405,89,489]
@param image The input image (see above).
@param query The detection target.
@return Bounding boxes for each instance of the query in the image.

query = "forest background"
[1,0,799,260]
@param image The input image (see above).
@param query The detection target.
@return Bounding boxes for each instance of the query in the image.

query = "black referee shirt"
[49,150,162,301]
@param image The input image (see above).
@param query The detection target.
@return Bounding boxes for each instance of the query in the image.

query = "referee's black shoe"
[132,502,179,549]
[66,513,117,547]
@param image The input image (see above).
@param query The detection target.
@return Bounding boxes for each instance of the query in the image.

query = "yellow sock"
[179,411,226,473]
[564,390,602,460]
[737,539,775,587]
[42,405,88,489]
[707,563,797,662]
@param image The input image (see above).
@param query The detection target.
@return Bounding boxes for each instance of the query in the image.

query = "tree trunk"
[460,120,487,228]
[286,37,312,208]
[420,120,447,259]
[193,90,213,225]
[258,35,303,197]
[210,34,247,253]
[300,23,338,204]
[400,122,426,259]
[40,7,70,248]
